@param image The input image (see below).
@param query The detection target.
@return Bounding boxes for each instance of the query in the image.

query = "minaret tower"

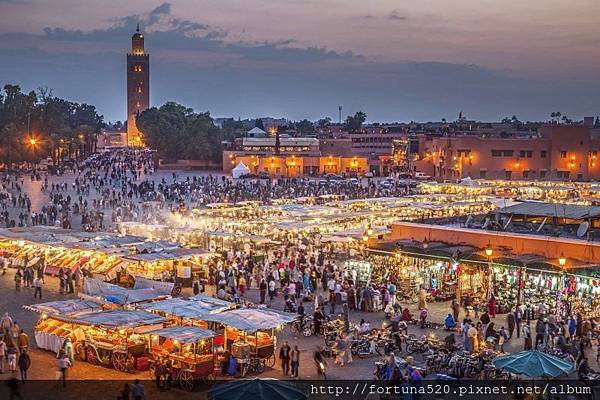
[126,23,150,146]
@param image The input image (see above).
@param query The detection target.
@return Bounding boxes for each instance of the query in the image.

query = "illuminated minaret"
[126,24,150,146]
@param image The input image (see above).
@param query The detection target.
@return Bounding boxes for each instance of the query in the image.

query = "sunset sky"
[0,0,598,122]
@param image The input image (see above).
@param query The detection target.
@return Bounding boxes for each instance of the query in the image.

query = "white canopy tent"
[231,162,251,179]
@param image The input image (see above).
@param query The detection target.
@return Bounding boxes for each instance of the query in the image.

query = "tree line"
[0,84,103,168]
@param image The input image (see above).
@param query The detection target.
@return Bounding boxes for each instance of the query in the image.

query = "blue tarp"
[493,350,575,378]
[201,308,295,332]
[23,299,101,316]
[138,297,230,319]
[73,310,166,329]
[209,378,306,400]
[147,326,216,344]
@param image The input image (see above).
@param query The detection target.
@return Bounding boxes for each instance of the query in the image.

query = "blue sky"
[0,0,598,122]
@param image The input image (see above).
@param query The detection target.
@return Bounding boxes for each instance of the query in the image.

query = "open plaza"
[0,149,599,400]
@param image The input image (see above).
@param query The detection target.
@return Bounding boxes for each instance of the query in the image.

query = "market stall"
[30,308,166,371]
[25,299,103,354]
[201,308,295,376]
[147,326,217,390]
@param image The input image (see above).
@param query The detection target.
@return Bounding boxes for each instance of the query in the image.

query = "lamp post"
[485,242,494,299]
[558,253,566,268]
[556,253,567,318]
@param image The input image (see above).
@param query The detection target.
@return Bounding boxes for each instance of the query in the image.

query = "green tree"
[344,111,367,132]
[137,102,223,162]
[294,119,315,136]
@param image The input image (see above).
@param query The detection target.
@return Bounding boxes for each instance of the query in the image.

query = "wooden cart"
[79,328,146,371]
[147,326,217,391]
[67,310,166,372]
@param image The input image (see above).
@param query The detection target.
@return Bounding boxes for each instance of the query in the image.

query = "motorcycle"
[351,336,381,358]
[290,316,314,337]
[405,336,441,354]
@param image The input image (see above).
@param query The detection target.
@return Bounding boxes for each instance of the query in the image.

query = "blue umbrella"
[209,378,306,400]
[493,350,575,378]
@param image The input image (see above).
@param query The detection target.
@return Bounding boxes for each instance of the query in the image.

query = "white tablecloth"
[35,331,65,354]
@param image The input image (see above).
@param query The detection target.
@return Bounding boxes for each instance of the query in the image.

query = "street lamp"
[558,252,566,268]
[485,243,493,257]
[423,238,429,250]
[362,231,369,242]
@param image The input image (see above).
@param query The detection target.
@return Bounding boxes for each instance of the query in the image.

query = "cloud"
[389,10,408,21]
[0,2,598,123]
[16,2,354,65]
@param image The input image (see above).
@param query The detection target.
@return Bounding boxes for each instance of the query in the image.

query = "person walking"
[0,336,6,373]
[33,277,42,299]
[57,351,71,387]
[451,300,460,322]
[535,319,545,348]
[17,349,30,383]
[7,344,18,373]
[290,345,300,378]
[523,322,532,350]
[279,340,291,376]
[17,330,28,353]
[507,312,516,339]
[259,279,267,304]
[131,379,145,400]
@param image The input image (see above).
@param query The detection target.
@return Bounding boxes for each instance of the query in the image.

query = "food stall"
[202,308,295,376]
[24,299,103,354]
[147,326,217,390]
[73,310,166,371]
[29,307,166,371]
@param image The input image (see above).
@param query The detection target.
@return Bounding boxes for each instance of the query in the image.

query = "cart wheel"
[302,326,313,337]
[179,370,195,392]
[86,346,98,364]
[266,354,275,368]
[202,373,216,384]
[111,352,129,372]
[256,359,265,374]
[75,342,87,361]
[406,344,416,354]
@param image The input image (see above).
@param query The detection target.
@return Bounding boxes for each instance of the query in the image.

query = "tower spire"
[136,23,140,33]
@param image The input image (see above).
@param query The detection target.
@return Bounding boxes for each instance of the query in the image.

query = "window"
[540,150,547,158]
[479,170,487,179]
[560,151,567,158]
[557,171,570,179]
[540,170,547,179]
[522,170,530,179]
[505,170,512,179]
[519,150,532,158]
[457,149,471,158]
[491,150,514,157]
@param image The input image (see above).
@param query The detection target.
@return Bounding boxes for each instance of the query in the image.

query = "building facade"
[126,25,150,146]
[318,125,409,175]
[223,136,368,177]
[412,123,600,181]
